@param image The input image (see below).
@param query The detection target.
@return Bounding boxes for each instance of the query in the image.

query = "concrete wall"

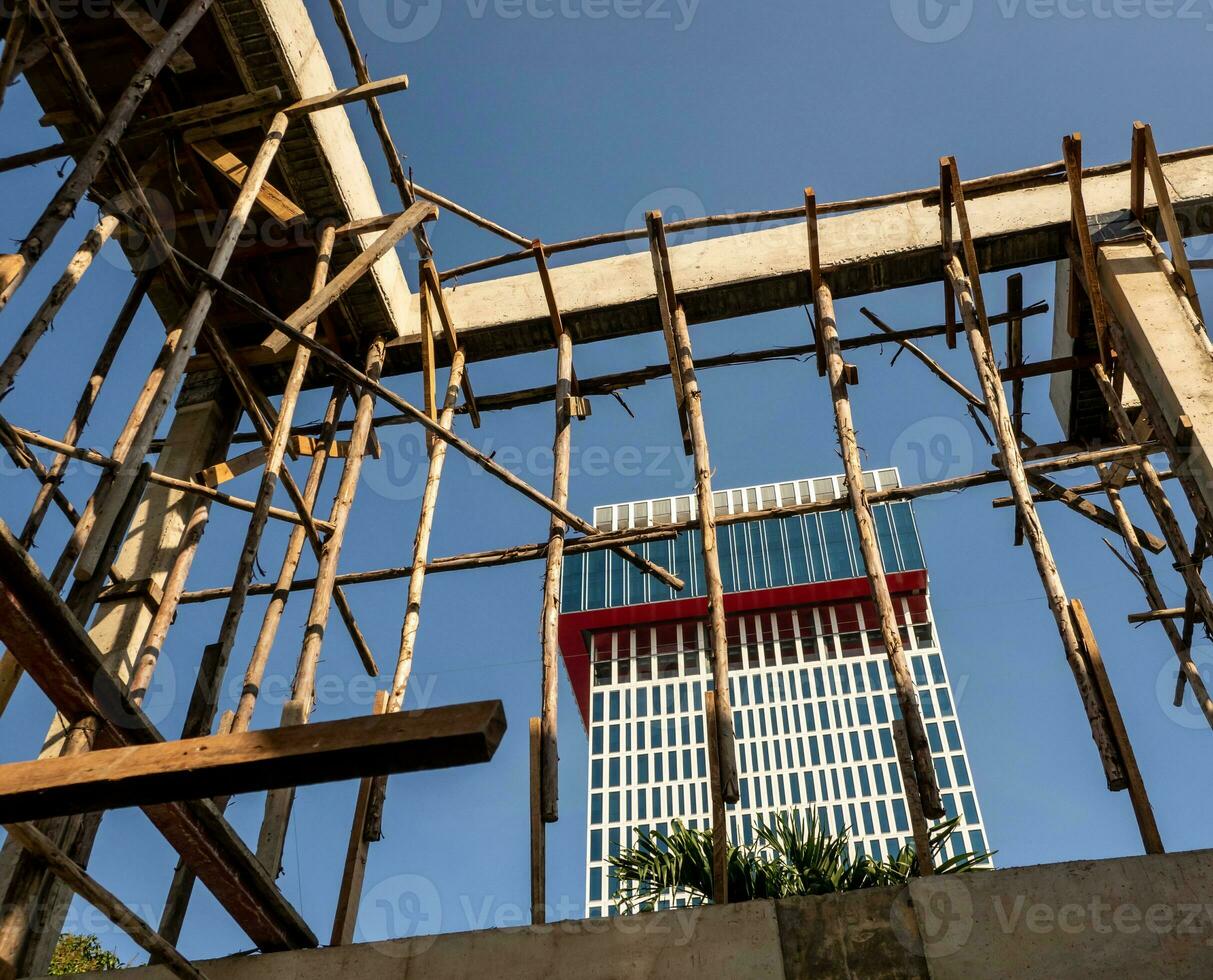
[47,848,1213,980]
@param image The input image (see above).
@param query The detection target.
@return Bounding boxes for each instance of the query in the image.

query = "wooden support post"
[892,720,934,876]
[704,690,728,904]
[420,259,480,428]
[1096,464,1213,731]
[940,158,957,350]
[1135,121,1204,323]
[330,691,389,945]
[388,350,467,716]
[419,264,438,443]
[1007,274,1026,546]
[73,110,292,582]
[804,189,829,374]
[1069,599,1164,854]
[648,211,739,804]
[2,823,207,980]
[811,256,944,816]
[257,339,387,868]
[529,717,546,925]
[1062,134,1113,366]
[0,0,213,309]
[0,214,120,397]
[947,250,1126,790]
[533,243,573,823]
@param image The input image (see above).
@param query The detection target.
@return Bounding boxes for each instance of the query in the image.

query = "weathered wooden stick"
[1097,464,1213,730]
[1069,599,1164,854]
[947,251,1126,789]
[419,259,480,427]
[0,1,28,116]
[0,0,213,310]
[815,266,943,817]
[257,339,387,870]
[704,690,729,904]
[529,716,546,925]
[2,822,208,980]
[533,244,572,824]
[73,111,292,581]
[1062,134,1113,365]
[0,214,120,397]
[388,352,466,716]
[330,691,389,945]
[9,423,333,532]
[178,526,679,604]
[649,211,739,804]
[892,720,934,876]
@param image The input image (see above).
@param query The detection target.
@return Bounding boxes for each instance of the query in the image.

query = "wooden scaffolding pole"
[704,690,728,904]
[0,214,120,397]
[943,160,1125,789]
[1096,464,1213,730]
[0,0,212,309]
[647,211,739,805]
[257,338,387,874]
[2,823,207,980]
[72,111,292,582]
[0,1,27,117]
[534,243,572,824]
[529,717,546,924]
[807,189,944,817]
[891,720,934,876]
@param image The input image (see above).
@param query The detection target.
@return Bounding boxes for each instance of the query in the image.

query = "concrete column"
[0,373,236,978]
[1097,240,1213,525]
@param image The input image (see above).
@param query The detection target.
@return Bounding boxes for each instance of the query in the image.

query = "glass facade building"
[557,470,989,918]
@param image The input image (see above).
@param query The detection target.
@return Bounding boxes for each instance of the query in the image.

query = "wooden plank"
[191,139,305,225]
[330,692,389,945]
[643,219,693,449]
[0,518,315,951]
[420,259,480,428]
[999,353,1097,383]
[940,158,957,349]
[1062,134,1113,365]
[195,447,267,487]
[805,188,828,373]
[283,73,409,117]
[0,700,504,822]
[1131,121,1148,222]
[113,0,196,73]
[1070,599,1164,853]
[529,717,545,924]
[1139,121,1205,323]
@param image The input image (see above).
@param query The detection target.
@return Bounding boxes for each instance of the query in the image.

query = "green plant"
[48,934,123,975]
[608,810,993,913]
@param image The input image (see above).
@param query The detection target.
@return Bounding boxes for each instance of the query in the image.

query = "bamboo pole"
[0,0,213,309]
[257,338,387,872]
[947,251,1126,789]
[72,111,292,582]
[233,383,348,732]
[815,272,943,818]
[330,691,389,946]
[534,244,572,823]
[648,211,738,804]
[2,823,207,980]
[1096,464,1213,730]
[0,215,120,397]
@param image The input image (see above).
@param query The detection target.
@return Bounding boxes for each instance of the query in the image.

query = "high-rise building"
[559,469,989,917]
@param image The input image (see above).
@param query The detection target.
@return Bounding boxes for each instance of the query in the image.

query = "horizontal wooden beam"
[0,701,505,822]
[1000,353,1098,382]
[0,519,316,952]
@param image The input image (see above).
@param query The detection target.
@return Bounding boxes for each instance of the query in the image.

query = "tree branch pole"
[947,251,1126,789]
[0,0,28,116]
[0,0,213,309]
[648,211,739,804]
[71,111,292,582]
[1096,464,1213,730]
[1089,362,1213,645]
[814,282,945,817]
[257,338,387,874]
[0,214,120,397]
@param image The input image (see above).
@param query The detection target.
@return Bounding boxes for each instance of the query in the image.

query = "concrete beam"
[404,150,1213,369]
[1097,239,1213,523]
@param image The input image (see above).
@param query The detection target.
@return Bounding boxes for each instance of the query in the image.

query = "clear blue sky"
[2,0,1212,963]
